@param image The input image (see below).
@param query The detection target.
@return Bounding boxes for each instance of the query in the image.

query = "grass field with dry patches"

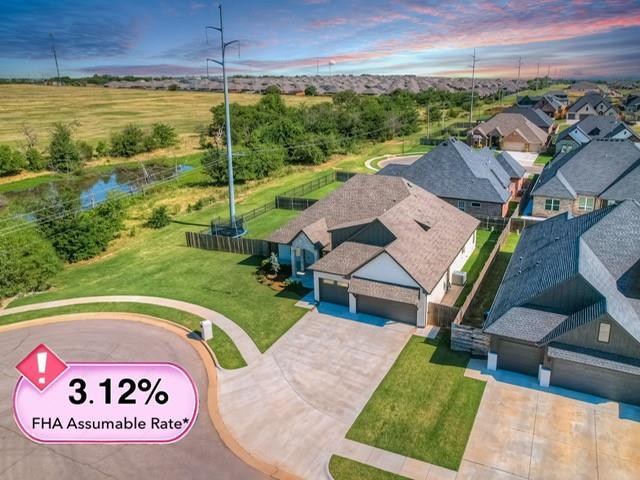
[0,84,330,146]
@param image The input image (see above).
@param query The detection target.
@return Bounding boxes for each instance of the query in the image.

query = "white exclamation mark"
[37,352,47,385]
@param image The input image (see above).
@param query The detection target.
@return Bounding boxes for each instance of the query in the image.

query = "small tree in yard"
[269,252,280,275]
[146,205,171,229]
[48,122,82,172]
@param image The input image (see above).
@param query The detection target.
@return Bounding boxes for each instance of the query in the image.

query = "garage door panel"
[497,340,540,376]
[551,359,640,405]
[319,279,348,306]
[356,295,416,324]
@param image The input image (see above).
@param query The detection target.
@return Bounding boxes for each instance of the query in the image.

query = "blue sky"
[1,0,639,78]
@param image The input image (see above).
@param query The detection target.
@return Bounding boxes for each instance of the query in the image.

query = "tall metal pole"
[468,49,477,127]
[516,57,522,92]
[206,5,239,230]
[50,33,61,86]
[536,62,540,90]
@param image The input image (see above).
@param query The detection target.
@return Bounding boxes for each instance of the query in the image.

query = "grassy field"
[454,230,500,307]
[463,232,520,327]
[346,334,486,471]
[0,84,329,147]
[329,456,409,480]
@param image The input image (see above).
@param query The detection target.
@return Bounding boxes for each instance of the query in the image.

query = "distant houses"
[556,116,640,153]
[531,139,640,218]
[379,138,525,217]
[566,93,616,124]
[515,93,566,118]
[469,112,550,152]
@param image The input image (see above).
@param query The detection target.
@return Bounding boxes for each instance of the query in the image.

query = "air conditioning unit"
[451,270,467,286]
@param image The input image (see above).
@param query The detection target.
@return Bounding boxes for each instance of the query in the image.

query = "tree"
[150,123,178,148]
[48,122,81,172]
[76,140,94,162]
[95,140,108,158]
[109,124,146,157]
[263,85,281,95]
[145,205,171,229]
[0,221,61,297]
[25,147,45,171]
[0,145,26,176]
[304,85,318,96]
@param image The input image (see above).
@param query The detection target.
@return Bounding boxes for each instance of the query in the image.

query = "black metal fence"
[186,231,274,256]
[275,196,318,210]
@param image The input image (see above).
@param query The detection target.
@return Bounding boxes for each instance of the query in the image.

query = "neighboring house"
[268,175,479,326]
[546,90,569,106]
[379,138,524,218]
[623,94,640,113]
[469,112,550,152]
[568,81,602,94]
[566,93,616,124]
[503,106,555,133]
[483,200,640,405]
[516,94,566,118]
[556,116,640,153]
[531,139,640,218]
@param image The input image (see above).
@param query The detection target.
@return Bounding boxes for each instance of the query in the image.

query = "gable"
[554,316,640,359]
[353,252,419,289]
[348,219,396,247]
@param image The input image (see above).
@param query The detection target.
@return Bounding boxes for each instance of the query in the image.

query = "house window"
[321,278,335,286]
[544,198,560,211]
[471,202,481,208]
[457,200,466,211]
[598,323,611,343]
[578,196,595,212]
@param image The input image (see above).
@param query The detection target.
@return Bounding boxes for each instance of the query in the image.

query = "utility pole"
[205,5,239,232]
[49,33,61,86]
[516,57,522,92]
[426,104,430,139]
[468,48,477,127]
[536,62,540,90]
[547,64,551,87]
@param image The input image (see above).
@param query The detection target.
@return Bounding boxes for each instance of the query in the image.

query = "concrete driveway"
[217,305,414,479]
[459,359,640,479]
[0,319,265,480]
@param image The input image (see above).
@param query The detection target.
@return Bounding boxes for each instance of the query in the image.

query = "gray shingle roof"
[472,113,549,145]
[348,278,420,306]
[485,200,640,344]
[532,139,640,200]
[547,344,640,376]
[270,174,479,293]
[557,116,638,143]
[503,106,554,130]
[378,138,514,204]
[568,93,612,113]
[496,151,526,179]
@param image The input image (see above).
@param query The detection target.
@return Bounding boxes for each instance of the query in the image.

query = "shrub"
[48,123,81,172]
[304,85,318,96]
[145,206,171,229]
[76,140,94,162]
[0,221,62,297]
[0,145,26,176]
[150,123,178,148]
[25,147,45,171]
[109,124,146,157]
[95,140,108,158]
[168,84,178,91]
[264,85,281,95]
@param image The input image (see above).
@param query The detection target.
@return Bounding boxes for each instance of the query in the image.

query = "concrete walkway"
[336,438,456,480]
[0,295,262,365]
[218,305,414,479]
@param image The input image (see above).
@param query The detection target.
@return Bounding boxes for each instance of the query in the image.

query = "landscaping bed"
[346,334,486,471]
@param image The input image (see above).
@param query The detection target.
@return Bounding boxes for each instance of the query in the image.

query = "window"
[544,198,560,211]
[336,281,349,288]
[471,202,481,208]
[321,278,335,286]
[457,200,466,211]
[578,196,595,212]
[598,323,611,343]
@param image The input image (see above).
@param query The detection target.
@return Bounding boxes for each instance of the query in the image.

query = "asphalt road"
[0,319,266,480]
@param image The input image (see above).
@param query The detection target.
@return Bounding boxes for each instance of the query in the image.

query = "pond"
[0,163,194,215]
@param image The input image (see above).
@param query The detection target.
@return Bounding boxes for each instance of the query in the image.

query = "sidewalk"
[335,438,456,480]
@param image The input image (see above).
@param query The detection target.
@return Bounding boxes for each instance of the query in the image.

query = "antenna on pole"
[205,5,240,235]
[515,57,522,93]
[468,48,477,127]
[49,33,61,86]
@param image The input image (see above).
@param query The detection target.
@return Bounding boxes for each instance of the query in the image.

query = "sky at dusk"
[1,0,639,79]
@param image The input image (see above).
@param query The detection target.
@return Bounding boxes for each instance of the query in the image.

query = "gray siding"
[349,220,396,247]
[554,316,640,359]
[441,197,504,217]
[331,224,366,249]
[526,276,601,315]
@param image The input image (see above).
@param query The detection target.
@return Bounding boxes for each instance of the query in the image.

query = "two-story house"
[556,116,640,153]
[566,93,617,124]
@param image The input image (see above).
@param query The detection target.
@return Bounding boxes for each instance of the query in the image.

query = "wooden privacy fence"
[451,324,490,355]
[185,231,274,256]
[275,196,317,210]
[427,303,460,327]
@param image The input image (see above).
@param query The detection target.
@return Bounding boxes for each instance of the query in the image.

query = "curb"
[0,312,299,480]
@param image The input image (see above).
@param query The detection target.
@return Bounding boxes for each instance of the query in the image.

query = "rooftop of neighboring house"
[567,93,612,113]
[503,106,554,129]
[532,139,640,201]
[570,81,602,92]
[557,116,640,143]
[378,138,521,204]
[484,200,640,345]
[496,151,526,179]
[268,174,479,293]
[471,112,549,145]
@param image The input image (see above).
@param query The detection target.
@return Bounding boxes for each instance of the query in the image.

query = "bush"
[95,140,108,158]
[304,85,318,96]
[109,124,146,157]
[150,123,178,148]
[48,123,82,172]
[0,221,62,297]
[145,205,171,229]
[264,85,281,95]
[25,147,45,171]
[76,140,94,162]
[0,144,26,176]
[168,84,179,91]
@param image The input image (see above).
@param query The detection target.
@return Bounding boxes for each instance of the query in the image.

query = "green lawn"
[346,334,486,471]
[463,232,520,327]
[454,230,500,307]
[0,302,246,369]
[534,153,554,166]
[0,174,62,193]
[303,181,343,200]
[329,456,409,480]
[244,208,299,239]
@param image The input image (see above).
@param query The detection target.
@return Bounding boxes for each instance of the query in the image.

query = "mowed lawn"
[0,84,329,146]
[329,456,409,480]
[347,334,486,471]
[454,229,500,307]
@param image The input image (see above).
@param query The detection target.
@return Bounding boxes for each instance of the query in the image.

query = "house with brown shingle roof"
[268,175,479,326]
[469,112,550,152]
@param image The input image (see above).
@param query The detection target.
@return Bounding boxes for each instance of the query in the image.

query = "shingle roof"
[547,344,640,376]
[567,93,612,113]
[378,138,514,204]
[485,200,640,344]
[271,174,479,293]
[503,106,554,130]
[532,139,640,200]
[348,278,420,306]
[496,151,526,179]
[472,113,549,145]
[557,116,638,143]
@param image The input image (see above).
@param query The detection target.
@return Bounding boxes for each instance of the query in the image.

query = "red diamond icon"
[16,344,68,392]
